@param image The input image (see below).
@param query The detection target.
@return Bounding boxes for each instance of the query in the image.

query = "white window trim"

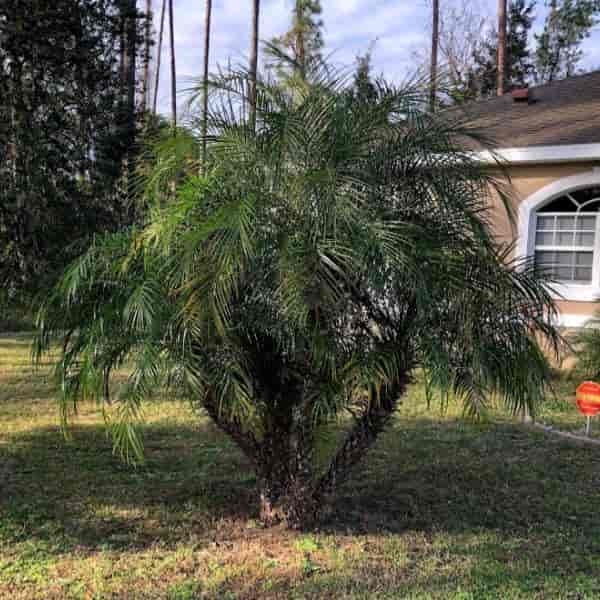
[475,143,600,165]
[517,169,600,302]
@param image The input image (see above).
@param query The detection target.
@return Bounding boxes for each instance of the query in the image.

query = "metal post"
[586,415,591,437]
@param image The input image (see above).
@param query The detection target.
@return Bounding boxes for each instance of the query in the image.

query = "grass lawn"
[2,334,600,599]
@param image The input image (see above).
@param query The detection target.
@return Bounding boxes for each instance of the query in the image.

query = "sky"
[150,0,600,116]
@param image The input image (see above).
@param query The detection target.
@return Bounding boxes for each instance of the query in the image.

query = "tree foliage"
[535,0,600,83]
[0,0,146,299]
[36,65,561,528]
[473,0,536,98]
[266,0,324,87]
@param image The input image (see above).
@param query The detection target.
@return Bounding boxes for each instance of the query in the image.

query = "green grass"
[2,334,600,599]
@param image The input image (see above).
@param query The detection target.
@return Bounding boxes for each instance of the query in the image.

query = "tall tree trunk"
[295,1,306,79]
[497,0,507,96]
[201,0,213,172]
[429,0,439,112]
[168,0,177,131]
[249,0,260,131]
[141,0,153,113]
[152,0,167,115]
[122,0,137,196]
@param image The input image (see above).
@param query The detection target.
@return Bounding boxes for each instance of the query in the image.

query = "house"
[461,71,600,328]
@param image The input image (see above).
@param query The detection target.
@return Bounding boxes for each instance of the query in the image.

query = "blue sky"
[150,0,600,115]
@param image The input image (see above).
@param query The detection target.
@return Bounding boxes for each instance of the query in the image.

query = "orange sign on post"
[576,382,600,436]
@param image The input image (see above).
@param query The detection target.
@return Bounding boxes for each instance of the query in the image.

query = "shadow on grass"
[2,416,600,558]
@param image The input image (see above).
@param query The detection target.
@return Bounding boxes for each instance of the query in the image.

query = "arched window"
[534,187,600,285]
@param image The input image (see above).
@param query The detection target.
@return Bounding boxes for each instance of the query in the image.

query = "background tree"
[0,0,146,301]
[413,0,490,105]
[473,0,536,97]
[168,0,177,129]
[430,0,440,110]
[267,0,324,86]
[152,0,167,115]
[37,64,561,529]
[141,0,153,113]
[201,0,213,168]
[535,0,600,83]
[249,0,261,130]
[497,0,507,94]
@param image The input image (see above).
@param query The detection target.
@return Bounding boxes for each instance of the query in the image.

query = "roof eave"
[474,143,600,166]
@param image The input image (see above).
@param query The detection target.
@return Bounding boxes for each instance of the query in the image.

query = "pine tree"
[267,0,324,85]
[0,0,145,297]
[473,0,536,97]
[535,0,600,83]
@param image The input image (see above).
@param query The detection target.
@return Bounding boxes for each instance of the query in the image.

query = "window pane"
[556,251,574,266]
[535,251,554,265]
[575,232,595,247]
[557,216,575,230]
[576,252,593,266]
[535,231,554,246]
[537,216,555,230]
[555,266,573,280]
[574,267,593,282]
[539,196,579,212]
[579,216,596,231]
[556,232,574,246]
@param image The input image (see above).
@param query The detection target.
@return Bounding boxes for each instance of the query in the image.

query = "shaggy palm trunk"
[228,379,408,529]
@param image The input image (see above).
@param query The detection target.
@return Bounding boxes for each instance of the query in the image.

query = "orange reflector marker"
[576,382,600,416]
[576,381,600,437]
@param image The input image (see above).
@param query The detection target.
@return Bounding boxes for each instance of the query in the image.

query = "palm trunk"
[201,0,213,172]
[255,378,406,529]
[429,0,439,112]
[141,0,153,113]
[168,0,177,131]
[497,0,507,96]
[248,0,260,132]
[152,0,167,115]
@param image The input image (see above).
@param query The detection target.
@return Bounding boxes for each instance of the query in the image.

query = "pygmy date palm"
[36,67,561,528]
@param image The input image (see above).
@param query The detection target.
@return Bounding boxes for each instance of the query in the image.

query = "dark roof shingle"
[457,70,600,149]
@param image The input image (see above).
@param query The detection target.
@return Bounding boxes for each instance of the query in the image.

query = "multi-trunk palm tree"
[36,65,561,529]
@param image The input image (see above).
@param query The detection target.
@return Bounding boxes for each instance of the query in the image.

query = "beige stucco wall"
[488,162,600,321]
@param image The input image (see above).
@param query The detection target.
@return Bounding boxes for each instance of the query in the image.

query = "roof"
[457,70,600,150]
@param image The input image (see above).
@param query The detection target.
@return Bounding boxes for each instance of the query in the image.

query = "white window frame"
[518,170,600,302]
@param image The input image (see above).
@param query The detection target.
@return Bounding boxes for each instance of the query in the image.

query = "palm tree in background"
[430,0,440,111]
[201,0,213,170]
[152,0,167,115]
[168,0,177,129]
[249,0,260,130]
